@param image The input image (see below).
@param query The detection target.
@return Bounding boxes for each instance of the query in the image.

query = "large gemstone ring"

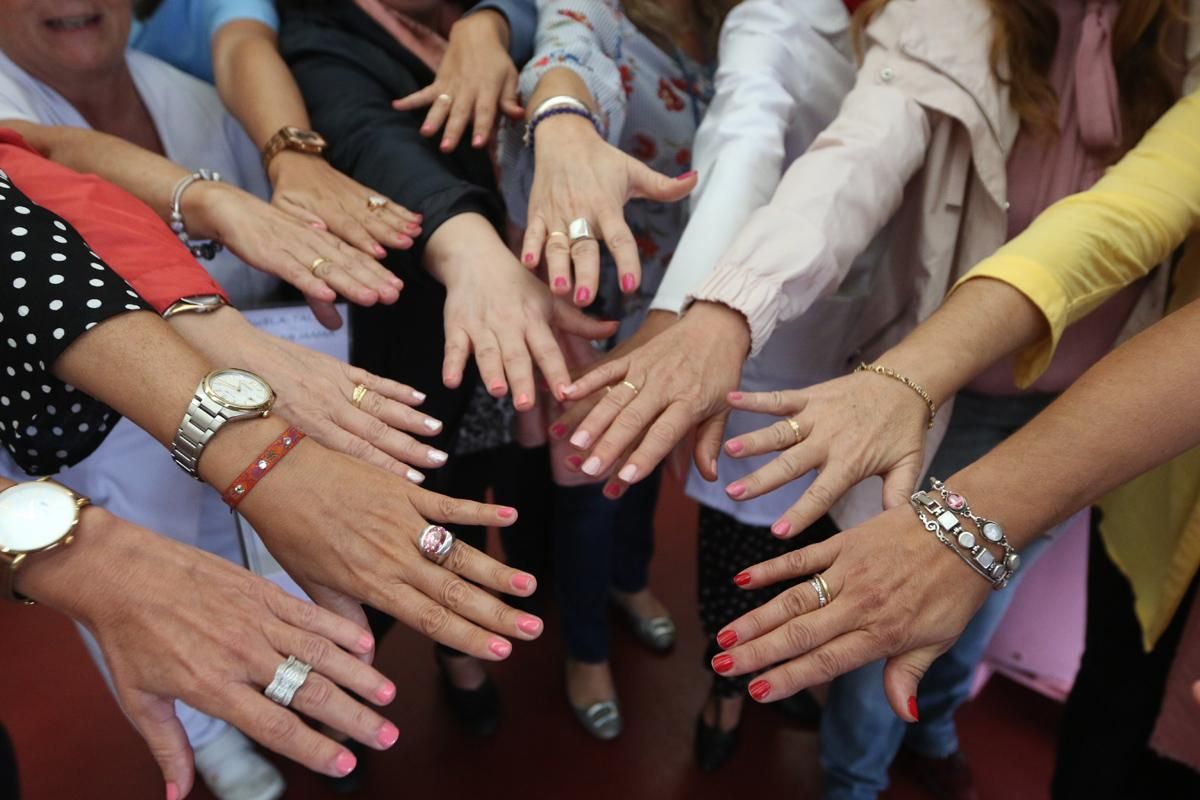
[418,524,455,565]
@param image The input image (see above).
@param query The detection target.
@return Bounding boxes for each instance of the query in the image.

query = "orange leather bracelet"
[221,425,306,509]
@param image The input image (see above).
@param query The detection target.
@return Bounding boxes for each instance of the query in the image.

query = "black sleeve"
[0,169,153,475]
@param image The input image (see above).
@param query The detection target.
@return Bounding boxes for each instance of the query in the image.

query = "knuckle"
[300,674,335,709]
[344,436,374,462]
[418,603,450,637]
[436,494,460,520]
[363,416,391,444]
[647,418,681,448]
[298,636,333,668]
[805,482,837,512]
[261,711,299,745]
[783,619,816,653]
[439,578,471,610]
[784,549,809,576]
[813,647,844,681]
[443,540,471,573]
[772,423,793,450]
[781,585,809,617]
[614,406,646,432]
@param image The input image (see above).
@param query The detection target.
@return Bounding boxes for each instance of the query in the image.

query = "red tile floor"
[0,475,1061,800]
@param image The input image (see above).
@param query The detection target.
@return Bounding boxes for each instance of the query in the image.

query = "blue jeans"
[821,391,1061,800]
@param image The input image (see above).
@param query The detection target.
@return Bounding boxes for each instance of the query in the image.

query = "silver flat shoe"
[612,594,677,653]
[572,699,623,741]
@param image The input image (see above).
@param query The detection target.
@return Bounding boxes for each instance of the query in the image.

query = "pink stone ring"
[418,525,455,565]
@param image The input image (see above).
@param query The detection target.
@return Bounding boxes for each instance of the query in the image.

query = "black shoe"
[326,738,367,795]
[694,697,741,772]
[773,688,821,730]
[436,654,501,737]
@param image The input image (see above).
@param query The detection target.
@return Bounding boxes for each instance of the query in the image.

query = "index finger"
[609,401,697,485]
[393,85,438,111]
[562,356,630,400]
[578,389,669,479]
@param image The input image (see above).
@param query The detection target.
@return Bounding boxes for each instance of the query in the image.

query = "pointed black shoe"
[694,698,741,772]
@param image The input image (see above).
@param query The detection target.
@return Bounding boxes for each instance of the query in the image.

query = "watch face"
[206,369,273,410]
[285,127,326,148]
[0,482,79,553]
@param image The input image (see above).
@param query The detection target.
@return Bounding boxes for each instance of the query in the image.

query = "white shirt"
[649,0,860,526]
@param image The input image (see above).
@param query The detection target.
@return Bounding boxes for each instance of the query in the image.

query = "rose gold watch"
[261,126,327,171]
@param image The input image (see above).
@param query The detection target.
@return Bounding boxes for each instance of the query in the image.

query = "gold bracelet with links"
[855,362,937,429]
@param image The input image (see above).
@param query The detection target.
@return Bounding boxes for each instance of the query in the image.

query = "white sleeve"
[651,0,856,314]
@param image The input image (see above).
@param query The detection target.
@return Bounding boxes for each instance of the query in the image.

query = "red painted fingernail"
[512,573,535,592]
[554,276,568,290]
[497,506,516,519]
[621,273,635,292]
[726,440,744,456]
[734,571,752,587]
[524,252,536,265]
[335,750,357,776]
[517,615,543,635]
[376,682,396,703]
[566,454,583,469]
[489,638,512,658]
[712,654,735,674]
[908,696,919,721]
[717,630,738,649]
[549,423,567,438]
[576,287,591,304]
[676,170,697,181]
[771,520,792,537]
[603,482,621,499]
[166,783,179,800]
[749,680,771,701]
[727,482,746,498]
[378,722,400,748]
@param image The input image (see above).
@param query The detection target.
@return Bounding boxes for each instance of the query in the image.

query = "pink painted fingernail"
[472,134,485,148]
[334,750,357,776]
[378,722,400,748]
[603,482,621,499]
[677,170,697,181]
[771,520,792,537]
[490,383,507,396]
[728,391,744,402]
[396,236,413,248]
[726,440,744,456]
[524,252,536,265]
[575,287,591,304]
[358,633,376,653]
[727,482,746,498]
[406,223,422,234]
[618,464,638,483]
[441,138,452,150]
[517,615,543,635]
[582,456,602,476]
[554,276,568,290]
[512,573,535,592]
[413,213,424,221]
[550,423,568,439]
[489,638,512,658]
[411,389,426,402]
[516,393,531,408]
[570,430,591,449]
[497,506,516,519]
[376,682,396,703]
[373,244,387,257]
[566,454,583,469]
[166,783,179,800]
[621,273,635,292]
[749,680,771,701]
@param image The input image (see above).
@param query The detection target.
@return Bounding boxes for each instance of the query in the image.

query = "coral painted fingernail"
[554,276,568,289]
[517,615,543,635]
[378,722,400,748]
[497,506,516,519]
[512,573,535,592]
[566,455,583,469]
[489,638,512,658]
[771,520,792,537]
[727,482,746,498]
[603,482,621,499]
[618,464,638,483]
[550,423,567,439]
[335,751,357,776]
[516,393,531,408]
[376,682,396,703]
[524,252,536,265]
[677,170,697,181]
[576,287,591,304]
[712,654,735,674]
[728,391,744,402]
[621,273,635,292]
[570,430,591,449]
[726,440,744,456]
[358,633,376,653]
[166,783,178,800]
[582,456,602,476]
[406,223,422,234]
[734,571,752,587]
[908,696,919,721]
[749,680,771,701]
[717,630,738,649]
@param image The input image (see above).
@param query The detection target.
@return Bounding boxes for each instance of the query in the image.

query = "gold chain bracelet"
[855,363,937,429]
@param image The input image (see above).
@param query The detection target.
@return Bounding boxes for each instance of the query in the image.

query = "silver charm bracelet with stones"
[908,478,1020,590]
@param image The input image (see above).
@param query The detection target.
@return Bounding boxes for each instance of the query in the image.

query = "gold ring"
[436,93,453,104]
[547,230,569,239]
[352,383,369,409]
[366,195,388,212]
[811,572,831,608]
[786,417,803,445]
[309,256,331,275]
[620,380,640,396]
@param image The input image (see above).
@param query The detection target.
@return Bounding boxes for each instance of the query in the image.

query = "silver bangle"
[169,169,225,260]
[522,94,598,148]
[908,478,1020,589]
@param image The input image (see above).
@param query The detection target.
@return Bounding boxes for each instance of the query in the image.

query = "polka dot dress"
[0,168,153,475]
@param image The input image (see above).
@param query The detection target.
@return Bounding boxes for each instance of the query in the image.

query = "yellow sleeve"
[953,91,1200,385]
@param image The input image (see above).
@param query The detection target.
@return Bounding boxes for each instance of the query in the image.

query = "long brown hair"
[851,0,1188,148]
[623,0,743,59]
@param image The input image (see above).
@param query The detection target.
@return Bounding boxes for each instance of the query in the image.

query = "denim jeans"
[821,391,1062,800]
[554,469,662,663]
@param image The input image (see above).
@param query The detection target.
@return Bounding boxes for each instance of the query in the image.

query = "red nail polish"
[621,273,635,292]
[676,169,697,181]
[497,506,516,519]
[712,654,735,674]
[512,573,534,592]
[524,252,536,265]
[726,440,744,456]
[566,455,583,469]
[734,571,752,587]
[749,680,770,701]
[576,287,591,304]
[727,482,745,498]
[908,696,919,721]
[489,639,512,658]
[550,423,567,438]
[378,722,400,748]
[603,482,621,499]
[771,520,792,537]
[717,630,738,649]
[554,276,568,289]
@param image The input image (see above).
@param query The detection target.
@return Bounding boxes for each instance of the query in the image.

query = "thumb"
[881,644,942,722]
[880,453,923,511]
[693,410,729,481]
[553,302,620,340]
[307,297,344,331]
[125,693,195,799]
[628,160,697,203]
[500,72,524,119]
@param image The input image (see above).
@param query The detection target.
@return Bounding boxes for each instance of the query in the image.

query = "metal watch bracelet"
[908,478,1020,589]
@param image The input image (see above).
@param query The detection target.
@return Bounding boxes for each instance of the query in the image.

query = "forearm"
[212,20,311,154]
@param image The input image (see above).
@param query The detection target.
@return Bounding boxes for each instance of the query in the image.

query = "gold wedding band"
[786,417,803,445]
[352,383,369,409]
[309,256,331,275]
[366,195,388,212]
[620,380,640,396]
[547,230,569,239]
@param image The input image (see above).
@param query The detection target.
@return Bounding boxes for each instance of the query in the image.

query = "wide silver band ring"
[809,573,830,608]
[418,524,455,565]
[568,217,595,243]
[264,655,313,708]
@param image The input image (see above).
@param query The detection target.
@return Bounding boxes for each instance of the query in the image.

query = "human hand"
[24,509,396,798]
[721,371,930,538]
[557,302,749,489]
[519,113,697,305]
[392,10,523,150]
[711,504,990,719]
[186,181,403,329]
[427,213,618,408]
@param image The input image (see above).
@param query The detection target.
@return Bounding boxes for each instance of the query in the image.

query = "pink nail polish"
[570,430,591,449]
[489,638,512,658]
[676,169,697,181]
[406,223,421,234]
[334,751,357,776]
[376,682,396,703]
[473,134,485,147]
[582,456,602,476]
[511,573,535,592]
[373,244,387,257]
[413,213,424,221]
[728,391,744,402]
[550,423,567,438]
[726,440,744,456]
[516,393,531,408]
[517,615,542,635]
[771,520,792,537]
[490,383,507,396]
[166,783,179,800]
[497,506,516,519]
[575,287,591,304]
[621,273,635,292]
[441,139,452,150]
[396,236,413,248]
[554,276,568,290]
[358,634,375,653]
[727,482,745,498]
[524,252,536,265]
[378,722,400,748]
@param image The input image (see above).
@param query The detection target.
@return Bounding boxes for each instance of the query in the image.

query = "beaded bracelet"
[221,426,306,509]
[855,362,937,429]
[523,105,602,152]
[908,478,1020,589]
[169,169,225,261]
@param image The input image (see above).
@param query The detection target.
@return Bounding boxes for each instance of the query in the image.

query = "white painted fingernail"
[562,384,578,397]
[423,417,442,431]
[411,390,426,402]
[582,456,602,476]
[406,468,425,484]
[428,449,448,464]
[618,464,638,483]
[570,430,591,449]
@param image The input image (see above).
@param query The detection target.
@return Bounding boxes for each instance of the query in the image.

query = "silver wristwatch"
[171,369,275,478]
[162,294,227,320]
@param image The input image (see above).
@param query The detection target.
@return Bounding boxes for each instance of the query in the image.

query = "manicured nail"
[566,455,583,469]
[411,389,426,402]
[524,252,536,265]
[621,273,635,292]
[549,423,567,439]
[489,638,512,658]
[717,630,738,649]
[406,223,421,234]
[497,506,516,519]
[677,170,697,181]
[771,520,791,537]
[376,682,396,703]
[358,633,376,653]
[581,456,602,476]
[472,134,485,148]
[749,680,770,701]
[618,464,638,483]
[516,393,531,408]
[373,244,387,257]
[554,276,568,290]
[734,571,752,587]
[423,418,443,432]
[428,449,448,464]
[378,722,400,748]
[562,384,578,397]
[712,654,735,674]
[570,430,591,449]
[489,383,507,396]
[575,287,591,304]
[413,213,423,221]
[908,696,919,721]
[728,391,744,402]
[603,482,621,499]
[166,783,179,800]
[727,482,746,498]
[396,236,413,248]
[441,138,452,150]
[334,750,357,776]
[406,468,425,484]
[726,440,744,456]
[517,615,543,635]
[511,573,535,592]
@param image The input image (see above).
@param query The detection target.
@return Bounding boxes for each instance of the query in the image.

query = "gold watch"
[0,478,91,604]
[261,126,327,171]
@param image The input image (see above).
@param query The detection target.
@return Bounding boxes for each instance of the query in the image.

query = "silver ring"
[568,217,595,243]
[264,655,313,708]
[809,573,830,608]
[418,524,455,565]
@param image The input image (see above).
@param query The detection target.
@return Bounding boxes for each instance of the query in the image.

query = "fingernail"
[771,520,791,537]
[516,393,531,408]
[441,138,452,150]
[726,440,744,456]
[411,389,426,402]
[358,633,376,653]
[489,383,507,396]
[602,482,621,499]
[618,464,638,483]
[581,456,602,476]
[517,615,543,635]
[166,783,179,800]
[497,506,517,519]
[553,276,568,290]
[376,682,396,703]
[575,287,591,304]
[334,750,357,776]
[413,213,424,221]
[717,630,738,649]
[396,236,413,248]
[728,391,744,402]
[378,722,400,748]
[621,273,635,292]
[423,417,442,431]
[489,638,512,658]
[406,468,425,484]
[406,223,421,234]
[373,244,387,257]
[549,423,567,439]
[562,384,578,397]
[566,454,583,469]
[712,654,735,674]
[749,680,771,701]
[428,449,448,464]
[524,252,536,265]
[570,430,591,449]
[511,573,535,592]
[908,696,920,721]
[472,134,485,147]
[727,482,745,498]
[734,571,752,587]
[677,169,697,181]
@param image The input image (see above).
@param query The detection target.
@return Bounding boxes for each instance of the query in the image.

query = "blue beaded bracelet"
[523,106,602,151]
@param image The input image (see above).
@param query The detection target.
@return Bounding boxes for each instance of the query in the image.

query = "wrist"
[531,112,600,155]
[455,9,511,51]
[685,301,751,362]
[423,213,507,286]
[266,148,324,185]
[179,179,236,241]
